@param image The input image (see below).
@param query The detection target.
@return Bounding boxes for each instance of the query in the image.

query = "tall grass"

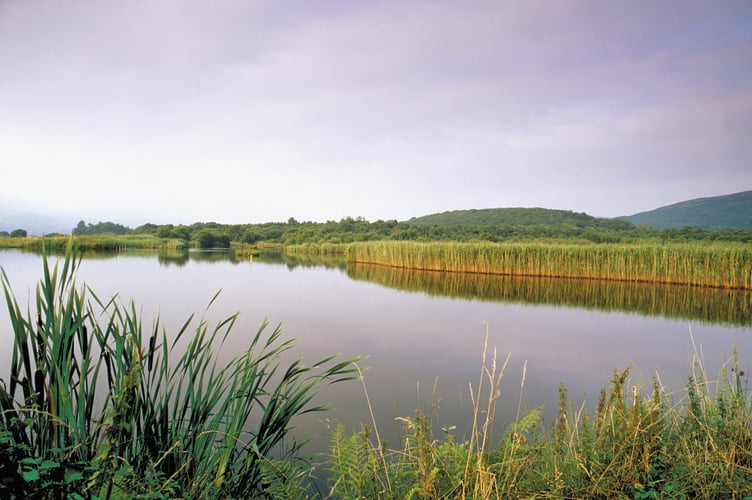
[285,243,351,255]
[0,234,185,252]
[0,248,361,498]
[327,331,752,499]
[346,241,752,289]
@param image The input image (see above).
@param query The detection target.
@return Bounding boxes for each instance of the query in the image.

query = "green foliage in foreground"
[0,250,361,498]
[328,336,752,499]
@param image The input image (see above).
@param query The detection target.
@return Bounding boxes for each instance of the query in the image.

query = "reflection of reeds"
[347,263,752,326]
[347,241,752,290]
[286,243,350,255]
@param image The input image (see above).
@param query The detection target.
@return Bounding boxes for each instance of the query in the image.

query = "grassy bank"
[344,241,752,289]
[0,234,185,252]
[327,331,752,499]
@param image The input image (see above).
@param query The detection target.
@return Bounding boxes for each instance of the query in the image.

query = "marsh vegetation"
[345,240,752,289]
[0,251,360,498]
[1,244,750,498]
[328,331,752,499]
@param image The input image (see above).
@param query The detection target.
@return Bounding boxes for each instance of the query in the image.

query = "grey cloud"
[0,0,749,222]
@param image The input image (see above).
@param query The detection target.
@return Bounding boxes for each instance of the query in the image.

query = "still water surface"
[1,249,750,457]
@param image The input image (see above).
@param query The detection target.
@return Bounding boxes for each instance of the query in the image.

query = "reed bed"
[327,329,752,499]
[346,241,752,289]
[286,243,351,255]
[0,234,185,252]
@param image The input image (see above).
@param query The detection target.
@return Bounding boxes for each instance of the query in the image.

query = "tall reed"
[0,234,185,252]
[0,248,361,498]
[346,241,752,289]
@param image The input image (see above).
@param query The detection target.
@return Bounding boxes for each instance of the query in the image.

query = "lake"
[1,248,750,461]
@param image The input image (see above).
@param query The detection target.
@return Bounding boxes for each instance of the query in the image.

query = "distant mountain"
[406,207,634,230]
[622,191,752,230]
[0,208,77,235]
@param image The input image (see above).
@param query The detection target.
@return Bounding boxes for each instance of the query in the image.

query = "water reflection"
[151,248,348,270]
[347,263,752,327]
[159,249,243,266]
[2,248,751,471]
[254,250,347,271]
[6,248,750,326]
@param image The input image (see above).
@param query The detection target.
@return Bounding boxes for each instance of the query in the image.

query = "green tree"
[243,228,261,244]
[74,220,88,235]
[72,220,130,236]
[10,229,27,238]
[156,225,173,238]
[214,233,231,248]
[169,225,191,241]
[195,230,215,248]
[133,223,159,234]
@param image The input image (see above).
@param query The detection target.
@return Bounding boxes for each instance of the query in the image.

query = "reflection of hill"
[347,263,752,327]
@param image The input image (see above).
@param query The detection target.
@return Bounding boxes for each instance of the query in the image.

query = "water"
[1,248,750,462]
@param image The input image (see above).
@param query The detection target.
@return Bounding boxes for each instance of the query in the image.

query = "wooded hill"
[406,207,633,230]
[622,190,752,230]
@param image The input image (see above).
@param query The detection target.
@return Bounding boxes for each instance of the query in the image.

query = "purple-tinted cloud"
[0,0,750,223]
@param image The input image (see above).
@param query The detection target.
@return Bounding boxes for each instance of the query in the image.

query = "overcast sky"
[1,1,750,225]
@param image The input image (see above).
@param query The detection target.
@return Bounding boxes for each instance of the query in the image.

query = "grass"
[0,246,361,498]
[327,328,752,499]
[285,243,351,255]
[0,234,186,252]
[345,240,752,289]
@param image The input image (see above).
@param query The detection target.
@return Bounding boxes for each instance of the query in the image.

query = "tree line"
[63,216,752,248]
[0,229,28,238]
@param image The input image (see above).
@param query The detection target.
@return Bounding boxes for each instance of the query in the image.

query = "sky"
[1,1,751,226]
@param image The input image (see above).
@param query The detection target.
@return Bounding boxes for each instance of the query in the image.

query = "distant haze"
[1,1,750,226]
